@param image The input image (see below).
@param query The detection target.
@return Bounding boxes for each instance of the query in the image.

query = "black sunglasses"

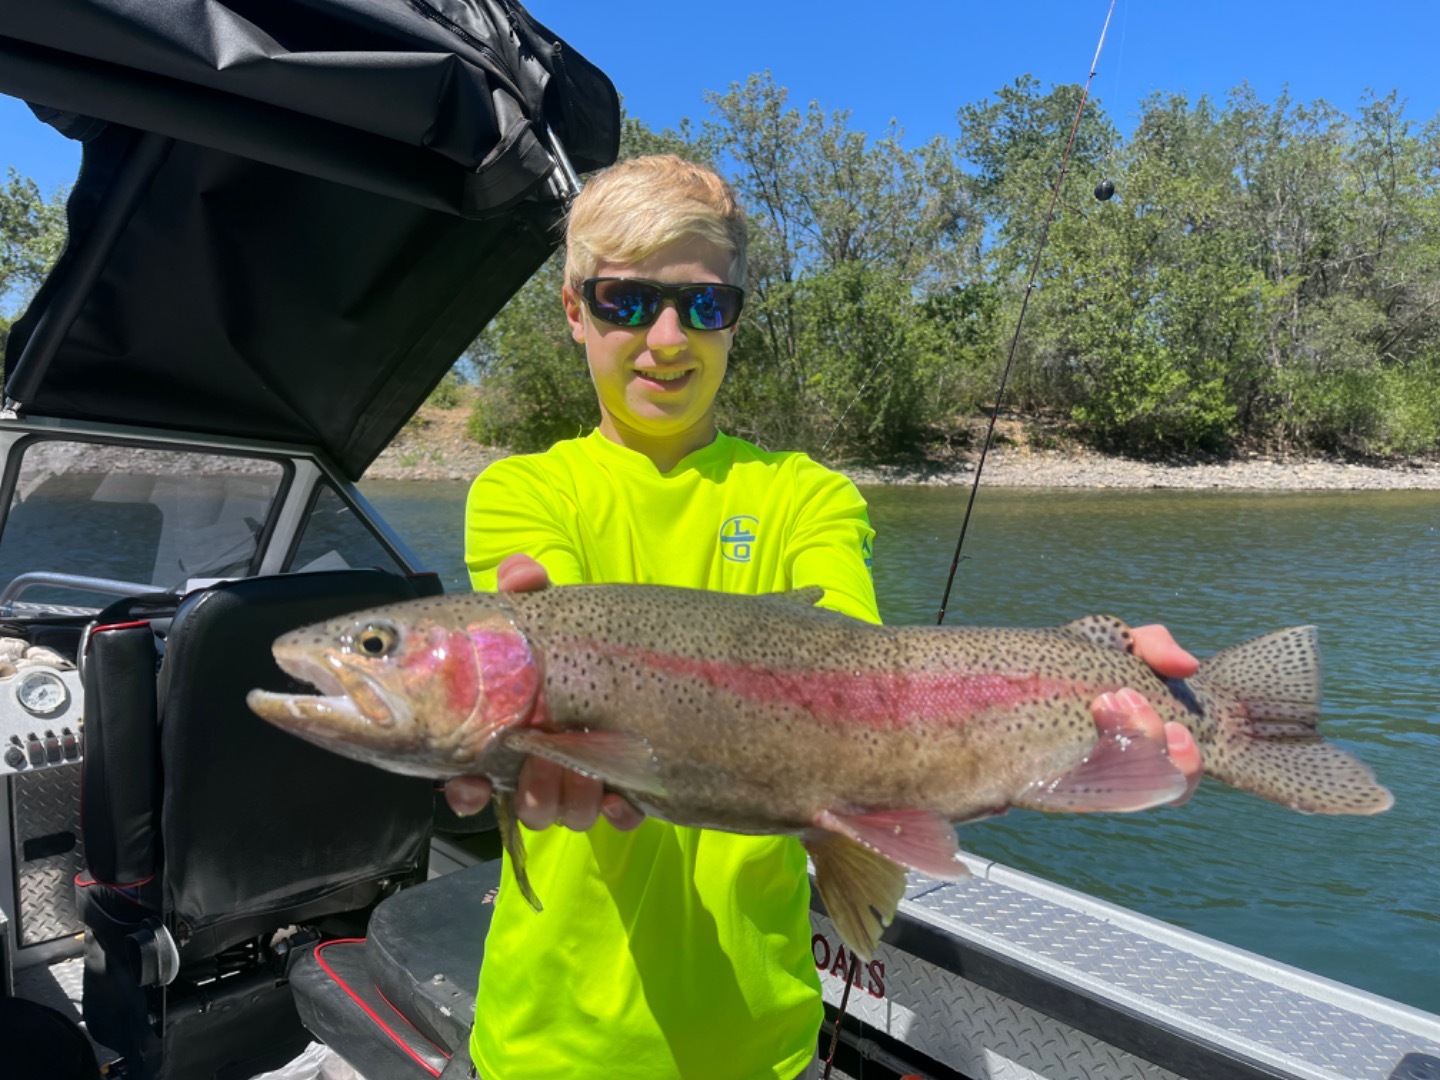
[582,277,745,331]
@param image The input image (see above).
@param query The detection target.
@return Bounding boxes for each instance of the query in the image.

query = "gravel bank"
[362,403,1440,491]
[365,439,1440,492]
[838,449,1440,491]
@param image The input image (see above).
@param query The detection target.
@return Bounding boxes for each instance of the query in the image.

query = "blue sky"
[4,0,1439,195]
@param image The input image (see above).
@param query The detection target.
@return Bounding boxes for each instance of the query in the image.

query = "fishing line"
[820,952,861,1080]
[822,9,1121,1069]
[1094,0,1128,199]
[935,0,1119,626]
[820,354,889,456]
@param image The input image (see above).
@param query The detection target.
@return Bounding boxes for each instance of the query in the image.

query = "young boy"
[448,155,1201,1079]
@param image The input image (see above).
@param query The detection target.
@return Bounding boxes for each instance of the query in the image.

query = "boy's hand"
[442,555,646,832]
[1089,624,1203,806]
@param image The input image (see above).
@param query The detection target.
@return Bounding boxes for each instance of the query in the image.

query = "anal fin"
[803,831,906,962]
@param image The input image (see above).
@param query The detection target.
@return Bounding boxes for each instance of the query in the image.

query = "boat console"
[0,631,88,1001]
[0,639,84,776]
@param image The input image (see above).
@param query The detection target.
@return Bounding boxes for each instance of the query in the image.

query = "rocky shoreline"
[836,449,1440,491]
[361,398,1440,491]
[364,437,1440,492]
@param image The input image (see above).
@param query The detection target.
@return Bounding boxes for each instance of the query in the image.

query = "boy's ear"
[561,283,586,343]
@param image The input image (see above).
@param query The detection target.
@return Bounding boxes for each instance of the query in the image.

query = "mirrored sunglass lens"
[591,282,660,326]
[682,286,737,330]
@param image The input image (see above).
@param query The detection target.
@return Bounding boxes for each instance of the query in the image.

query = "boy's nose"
[645,301,689,349]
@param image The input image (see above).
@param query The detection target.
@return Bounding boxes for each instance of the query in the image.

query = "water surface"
[364,480,1440,1014]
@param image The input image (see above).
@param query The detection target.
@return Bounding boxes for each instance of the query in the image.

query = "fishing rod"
[935,0,1118,626]
[821,10,1121,1074]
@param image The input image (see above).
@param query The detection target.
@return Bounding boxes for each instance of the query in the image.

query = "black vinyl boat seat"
[76,569,441,1079]
[291,860,501,1080]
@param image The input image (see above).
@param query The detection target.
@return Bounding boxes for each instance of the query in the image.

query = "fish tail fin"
[493,792,543,911]
[1188,626,1392,815]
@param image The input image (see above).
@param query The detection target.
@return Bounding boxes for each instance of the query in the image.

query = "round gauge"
[16,670,68,716]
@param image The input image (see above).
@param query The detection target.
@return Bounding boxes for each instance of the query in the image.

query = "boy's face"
[563,234,737,465]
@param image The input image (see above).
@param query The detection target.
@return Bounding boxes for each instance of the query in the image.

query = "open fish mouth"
[246,686,368,728]
[248,648,414,734]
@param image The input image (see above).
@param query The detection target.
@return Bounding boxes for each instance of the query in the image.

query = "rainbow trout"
[246,584,1391,959]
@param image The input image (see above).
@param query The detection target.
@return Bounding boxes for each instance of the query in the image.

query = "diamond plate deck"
[812,855,1440,1080]
[10,762,84,946]
[813,908,1184,1080]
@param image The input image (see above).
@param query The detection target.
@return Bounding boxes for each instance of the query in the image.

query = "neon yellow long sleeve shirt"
[464,429,879,1080]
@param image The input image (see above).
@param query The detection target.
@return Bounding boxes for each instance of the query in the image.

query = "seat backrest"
[153,570,436,946]
[81,600,167,892]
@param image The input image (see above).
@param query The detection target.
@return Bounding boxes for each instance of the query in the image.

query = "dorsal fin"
[1061,615,1135,654]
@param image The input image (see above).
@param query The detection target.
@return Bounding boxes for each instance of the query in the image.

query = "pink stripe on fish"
[608,645,1089,729]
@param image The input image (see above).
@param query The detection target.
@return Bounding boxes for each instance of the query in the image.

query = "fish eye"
[354,621,399,657]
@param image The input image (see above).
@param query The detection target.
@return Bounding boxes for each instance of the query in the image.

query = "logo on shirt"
[719,515,759,563]
[861,535,873,572]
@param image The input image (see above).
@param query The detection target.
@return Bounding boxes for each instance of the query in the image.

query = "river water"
[363,479,1440,1015]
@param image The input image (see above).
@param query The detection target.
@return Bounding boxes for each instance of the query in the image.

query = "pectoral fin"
[803,830,906,962]
[492,791,541,912]
[501,729,666,797]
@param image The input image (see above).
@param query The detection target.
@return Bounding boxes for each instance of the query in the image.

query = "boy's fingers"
[1091,689,1204,807]
[600,792,646,832]
[1164,721,1204,805]
[497,553,551,593]
[443,775,493,817]
[1091,688,1162,741]
[1129,624,1199,679]
[557,770,604,832]
[514,755,620,832]
[516,756,563,831]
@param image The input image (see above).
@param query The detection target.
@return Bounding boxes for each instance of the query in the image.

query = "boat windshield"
[0,438,285,613]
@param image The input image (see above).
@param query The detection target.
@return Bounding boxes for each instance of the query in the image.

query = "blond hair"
[564,155,747,289]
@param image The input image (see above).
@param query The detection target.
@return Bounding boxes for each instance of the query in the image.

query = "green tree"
[1033,92,1265,451]
[704,72,977,455]
[463,75,1440,461]
[0,168,68,355]
[955,75,1118,280]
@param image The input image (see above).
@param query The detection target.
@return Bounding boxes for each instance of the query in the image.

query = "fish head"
[246,597,539,778]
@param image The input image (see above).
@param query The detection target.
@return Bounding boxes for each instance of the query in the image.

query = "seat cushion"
[292,939,449,1080]
[365,861,502,1052]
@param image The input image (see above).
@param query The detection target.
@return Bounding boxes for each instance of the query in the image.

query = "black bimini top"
[0,0,618,479]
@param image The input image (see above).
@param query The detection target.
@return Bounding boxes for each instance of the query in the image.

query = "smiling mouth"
[637,369,693,386]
